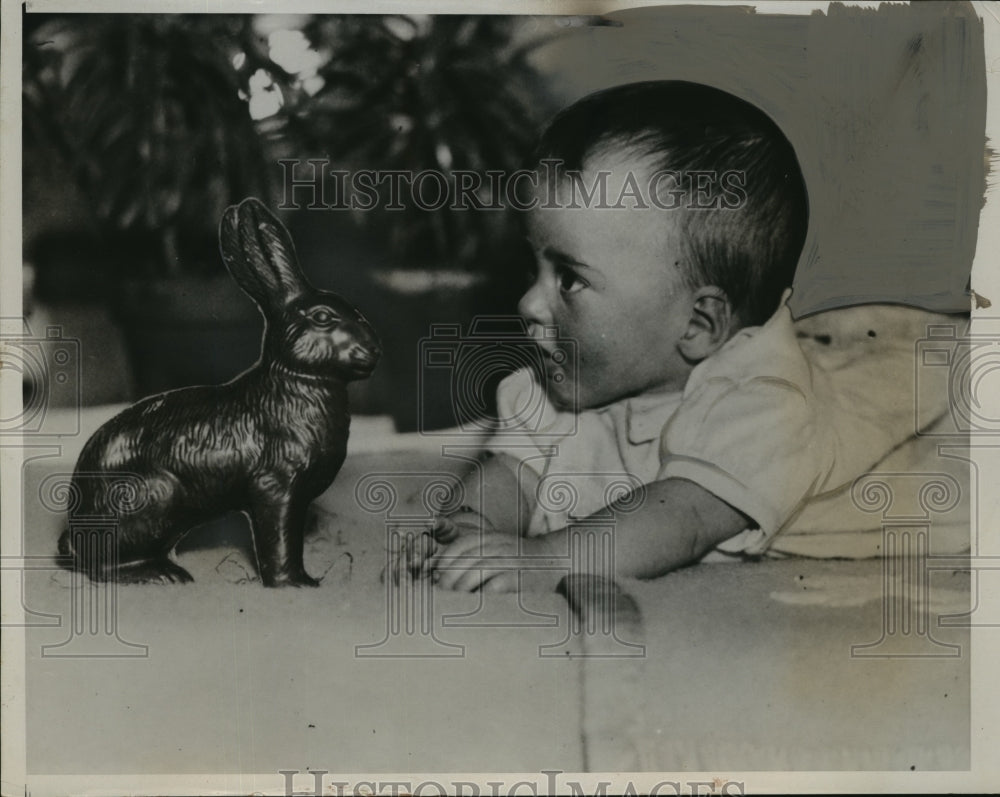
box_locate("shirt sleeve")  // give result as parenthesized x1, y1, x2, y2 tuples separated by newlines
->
(658, 375, 832, 553)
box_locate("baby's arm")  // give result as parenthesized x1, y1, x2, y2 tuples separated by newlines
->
(428, 477, 749, 592)
(580, 477, 748, 578)
(445, 450, 539, 537)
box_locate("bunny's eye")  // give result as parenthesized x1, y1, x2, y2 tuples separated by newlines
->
(308, 308, 339, 326)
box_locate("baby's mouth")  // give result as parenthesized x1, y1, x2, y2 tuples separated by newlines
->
(539, 348, 568, 386)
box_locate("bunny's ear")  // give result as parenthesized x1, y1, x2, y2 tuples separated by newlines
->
(219, 198, 311, 315)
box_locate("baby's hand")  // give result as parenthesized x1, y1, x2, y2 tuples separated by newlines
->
(428, 532, 561, 594)
(426, 510, 485, 544)
(386, 508, 492, 585)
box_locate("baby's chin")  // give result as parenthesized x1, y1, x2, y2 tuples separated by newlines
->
(540, 366, 620, 414)
(545, 379, 577, 412)
(542, 377, 582, 413)
(546, 378, 643, 414)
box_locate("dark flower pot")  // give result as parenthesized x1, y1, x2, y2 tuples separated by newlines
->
(370, 269, 501, 433)
(114, 276, 263, 399)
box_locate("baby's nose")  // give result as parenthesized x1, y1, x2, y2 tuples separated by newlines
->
(517, 282, 552, 327)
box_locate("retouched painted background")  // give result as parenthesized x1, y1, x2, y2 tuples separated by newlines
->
(532, 2, 986, 316)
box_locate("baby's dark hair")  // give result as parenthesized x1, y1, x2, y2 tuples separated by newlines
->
(533, 81, 809, 326)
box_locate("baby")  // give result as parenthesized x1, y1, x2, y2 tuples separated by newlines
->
(401, 80, 942, 592)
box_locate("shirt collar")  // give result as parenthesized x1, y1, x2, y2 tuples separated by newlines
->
(621, 390, 683, 444)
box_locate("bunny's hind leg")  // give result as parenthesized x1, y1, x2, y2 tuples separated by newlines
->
(113, 558, 194, 584)
(67, 472, 198, 584)
(109, 504, 197, 584)
(59, 521, 195, 584)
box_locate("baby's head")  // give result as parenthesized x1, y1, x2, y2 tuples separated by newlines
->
(519, 80, 808, 410)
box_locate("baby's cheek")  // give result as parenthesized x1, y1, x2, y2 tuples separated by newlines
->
(567, 365, 616, 411)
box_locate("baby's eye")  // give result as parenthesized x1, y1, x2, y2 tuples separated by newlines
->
(557, 266, 588, 294)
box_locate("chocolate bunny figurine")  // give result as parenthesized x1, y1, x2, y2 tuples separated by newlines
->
(59, 198, 380, 586)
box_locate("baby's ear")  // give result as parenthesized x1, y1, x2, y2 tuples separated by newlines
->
(677, 286, 735, 362)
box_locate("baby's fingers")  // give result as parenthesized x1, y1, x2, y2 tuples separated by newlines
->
(405, 532, 437, 572)
(451, 566, 522, 593)
(479, 571, 521, 593)
(431, 516, 463, 544)
(382, 532, 435, 585)
(383, 545, 405, 585)
(426, 534, 488, 576)
(397, 533, 439, 584)
(432, 540, 516, 592)
(431, 510, 493, 544)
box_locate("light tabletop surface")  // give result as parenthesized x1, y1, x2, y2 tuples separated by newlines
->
(17, 407, 970, 775)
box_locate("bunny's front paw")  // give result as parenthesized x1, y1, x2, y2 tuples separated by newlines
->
(263, 569, 321, 588)
(290, 571, 321, 588)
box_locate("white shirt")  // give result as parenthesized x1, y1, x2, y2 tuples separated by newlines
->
(488, 301, 968, 557)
